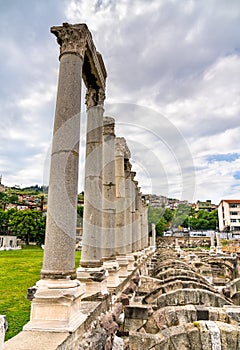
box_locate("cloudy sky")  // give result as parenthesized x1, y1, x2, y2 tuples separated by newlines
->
(1, 0, 240, 204)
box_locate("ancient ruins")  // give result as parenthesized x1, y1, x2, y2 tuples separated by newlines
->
(3, 23, 240, 350)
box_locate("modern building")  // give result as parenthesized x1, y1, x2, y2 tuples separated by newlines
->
(195, 200, 217, 212)
(218, 199, 240, 232)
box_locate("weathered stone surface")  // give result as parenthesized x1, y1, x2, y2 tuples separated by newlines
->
(169, 325, 191, 349)
(100, 314, 118, 336)
(217, 321, 239, 350)
(125, 306, 148, 320)
(117, 293, 130, 306)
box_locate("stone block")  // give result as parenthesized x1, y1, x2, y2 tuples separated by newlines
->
(125, 306, 148, 320)
(169, 325, 191, 349)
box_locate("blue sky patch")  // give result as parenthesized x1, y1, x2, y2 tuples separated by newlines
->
(233, 171, 240, 180)
(207, 153, 240, 163)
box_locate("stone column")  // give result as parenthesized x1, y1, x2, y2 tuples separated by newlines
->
(151, 223, 156, 251)
(142, 198, 149, 250)
(216, 232, 222, 254)
(79, 88, 104, 267)
(25, 23, 86, 332)
(102, 116, 116, 260)
(210, 231, 215, 254)
(175, 238, 181, 253)
(115, 137, 129, 277)
(101, 117, 121, 289)
(77, 88, 108, 295)
(115, 137, 127, 256)
(125, 160, 135, 270)
(131, 178, 138, 253)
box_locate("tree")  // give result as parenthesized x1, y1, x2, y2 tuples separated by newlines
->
(163, 208, 174, 222)
(9, 210, 46, 245)
(156, 217, 168, 236)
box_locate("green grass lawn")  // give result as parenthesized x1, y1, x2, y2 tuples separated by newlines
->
(0, 246, 81, 341)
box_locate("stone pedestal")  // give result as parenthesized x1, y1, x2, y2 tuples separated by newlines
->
(23, 279, 86, 332)
(0, 315, 5, 349)
(126, 253, 135, 271)
(103, 260, 121, 290)
(77, 267, 108, 297)
(116, 255, 130, 278)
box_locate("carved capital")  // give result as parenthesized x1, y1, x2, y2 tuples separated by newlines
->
(51, 23, 88, 60)
(85, 87, 106, 109)
(130, 171, 136, 180)
(97, 87, 106, 106)
(103, 117, 115, 136)
(85, 87, 97, 108)
(115, 137, 126, 157)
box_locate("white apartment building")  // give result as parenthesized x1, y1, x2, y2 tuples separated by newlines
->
(218, 199, 240, 232)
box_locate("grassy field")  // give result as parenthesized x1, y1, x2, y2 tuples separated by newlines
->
(0, 246, 81, 341)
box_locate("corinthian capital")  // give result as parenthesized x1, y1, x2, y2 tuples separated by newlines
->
(85, 87, 97, 108)
(51, 23, 88, 60)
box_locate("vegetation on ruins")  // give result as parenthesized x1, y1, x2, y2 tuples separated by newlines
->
(0, 246, 81, 341)
(148, 205, 219, 236)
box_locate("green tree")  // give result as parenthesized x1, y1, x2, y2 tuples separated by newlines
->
(163, 208, 174, 222)
(9, 210, 46, 245)
(156, 217, 168, 236)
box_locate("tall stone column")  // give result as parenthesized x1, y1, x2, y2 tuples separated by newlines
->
(79, 88, 104, 267)
(102, 117, 116, 260)
(143, 199, 149, 249)
(25, 23, 87, 332)
(115, 137, 130, 277)
(216, 232, 222, 254)
(125, 159, 135, 270)
(210, 231, 215, 254)
(101, 117, 121, 290)
(131, 177, 138, 252)
(115, 137, 127, 256)
(151, 223, 156, 251)
(77, 88, 108, 295)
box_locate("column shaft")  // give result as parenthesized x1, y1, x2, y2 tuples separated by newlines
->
(102, 117, 116, 260)
(81, 103, 104, 267)
(41, 53, 82, 279)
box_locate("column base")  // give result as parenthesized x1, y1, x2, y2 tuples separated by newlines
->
(216, 246, 223, 254)
(116, 255, 130, 278)
(23, 278, 86, 332)
(126, 254, 135, 271)
(103, 261, 121, 290)
(209, 246, 216, 254)
(77, 266, 108, 297)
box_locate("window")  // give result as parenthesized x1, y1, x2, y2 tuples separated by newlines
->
(231, 219, 237, 223)
(230, 211, 238, 215)
(229, 204, 240, 208)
